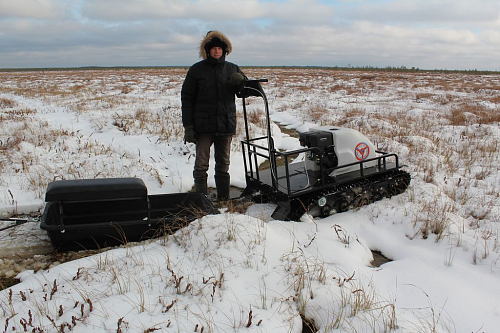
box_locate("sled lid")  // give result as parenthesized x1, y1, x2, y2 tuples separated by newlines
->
(45, 178, 148, 202)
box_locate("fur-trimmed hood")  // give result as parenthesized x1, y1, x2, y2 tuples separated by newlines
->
(199, 31, 232, 59)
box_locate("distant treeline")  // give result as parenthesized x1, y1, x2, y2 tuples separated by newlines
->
(247, 65, 500, 75)
(0, 66, 188, 72)
(1, 65, 499, 75)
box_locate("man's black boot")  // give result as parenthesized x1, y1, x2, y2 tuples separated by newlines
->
(194, 179, 208, 195)
(215, 176, 230, 201)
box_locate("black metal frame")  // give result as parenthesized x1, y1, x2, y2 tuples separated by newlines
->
(240, 80, 402, 202)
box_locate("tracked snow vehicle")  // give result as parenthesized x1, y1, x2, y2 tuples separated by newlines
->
(239, 79, 411, 221)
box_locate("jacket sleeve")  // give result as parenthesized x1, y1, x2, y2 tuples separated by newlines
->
(237, 66, 246, 82)
(181, 69, 197, 127)
(233, 65, 247, 96)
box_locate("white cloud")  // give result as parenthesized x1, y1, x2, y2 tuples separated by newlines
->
(0, 0, 498, 70)
(265, 0, 335, 25)
(79, 0, 335, 26)
(347, 0, 500, 24)
(480, 30, 500, 48)
(0, 0, 65, 19)
(80, 0, 266, 21)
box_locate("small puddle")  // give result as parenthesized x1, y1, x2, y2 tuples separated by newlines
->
(302, 315, 318, 333)
(0, 277, 20, 290)
(370, 250, 392, 267)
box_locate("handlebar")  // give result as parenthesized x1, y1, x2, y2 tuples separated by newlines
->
(238, 78, 268, 99)
(245, 78, 268, 83)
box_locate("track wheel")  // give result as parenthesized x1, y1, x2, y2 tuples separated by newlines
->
(338, 199, 350, 213)
(288, 204, 306, 221)
(354, 192, 371, 208)
(321, 204, 333, 217)
(391, 178, 408, 195)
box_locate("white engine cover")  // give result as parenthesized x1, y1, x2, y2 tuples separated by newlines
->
(310, 126, 377, 176)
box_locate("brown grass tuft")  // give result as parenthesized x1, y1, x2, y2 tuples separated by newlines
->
(0, 97, 16, 108)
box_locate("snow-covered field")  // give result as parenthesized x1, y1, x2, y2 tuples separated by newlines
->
(0, 68, 499, 332)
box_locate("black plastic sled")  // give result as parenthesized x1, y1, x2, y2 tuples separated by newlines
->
(40, 178, 218, 250)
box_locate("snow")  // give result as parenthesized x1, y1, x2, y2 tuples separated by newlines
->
(1, 68, 499, 332)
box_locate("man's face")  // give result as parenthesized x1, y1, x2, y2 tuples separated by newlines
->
(209, 46, 223, 59)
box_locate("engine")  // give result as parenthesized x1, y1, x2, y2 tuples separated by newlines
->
(299, 130, 338, 171)
(299, 126, 377, 176)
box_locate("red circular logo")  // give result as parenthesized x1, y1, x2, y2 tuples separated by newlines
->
(355, 142, 370, 161)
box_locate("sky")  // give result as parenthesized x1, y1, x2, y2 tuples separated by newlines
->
(1, 0, 500, 70)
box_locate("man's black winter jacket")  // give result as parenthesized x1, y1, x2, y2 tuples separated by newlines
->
(181, 57, 243, 135)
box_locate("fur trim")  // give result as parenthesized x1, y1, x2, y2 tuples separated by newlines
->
(199, 31, 232, 59)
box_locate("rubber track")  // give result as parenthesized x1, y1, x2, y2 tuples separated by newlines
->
(289, 169, 411, 220)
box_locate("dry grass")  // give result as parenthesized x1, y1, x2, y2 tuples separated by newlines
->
(449, 103, 500, 126)
(1, 67, 499, 251)
(1, 66, 499, 331)
(307, 103, 329, 123)
(0, 98, 16, 108)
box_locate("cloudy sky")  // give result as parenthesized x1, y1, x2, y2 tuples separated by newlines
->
(1, 0, 499, 70)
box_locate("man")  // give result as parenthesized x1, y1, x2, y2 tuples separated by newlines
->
(181, 31, 245, 200)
